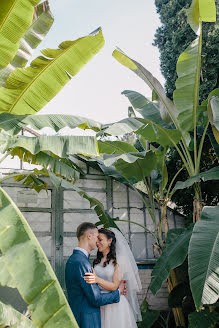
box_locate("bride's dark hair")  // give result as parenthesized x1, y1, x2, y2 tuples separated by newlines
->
(93, 228, 117, 267)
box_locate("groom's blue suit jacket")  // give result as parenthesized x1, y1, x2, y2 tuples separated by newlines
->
(65, 249, 120, 328)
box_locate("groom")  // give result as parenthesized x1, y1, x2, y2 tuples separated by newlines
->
(65, 222, 126, 328)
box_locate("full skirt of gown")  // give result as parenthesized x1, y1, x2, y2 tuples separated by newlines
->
(100, 294, 137, 328)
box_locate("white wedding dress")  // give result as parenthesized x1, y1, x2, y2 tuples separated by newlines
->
(95, 261, 138, 328)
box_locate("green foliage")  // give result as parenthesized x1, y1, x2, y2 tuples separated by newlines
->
(0, 300, 36, 328)
(0, 187, 79, 327)
(168, 282, 192, 308)
(188, 308, 219, 328)
(149, 226, 193, 295)
(153, 0, 219, 101)
(0, 0, 41, 69)
(103, 150, 157, 182)
(0, 28, 104, 115)
(137, 299, 160, 328)
(0, 113, 102, 135)
(188, 205, 219, 308)
(0, 134, 99, 158)
(11, 148, 81, 182)
(173, 166, 219, 191)
(0, 1, 54, 87)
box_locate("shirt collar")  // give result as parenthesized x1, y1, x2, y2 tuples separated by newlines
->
(75, 247, 89, 258)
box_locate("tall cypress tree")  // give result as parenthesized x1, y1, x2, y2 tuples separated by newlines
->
(153, 0, 219, 101)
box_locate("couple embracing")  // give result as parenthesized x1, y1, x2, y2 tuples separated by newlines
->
(65, 222, 142, 328)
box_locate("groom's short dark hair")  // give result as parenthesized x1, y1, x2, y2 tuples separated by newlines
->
(76, 222, 97, 240)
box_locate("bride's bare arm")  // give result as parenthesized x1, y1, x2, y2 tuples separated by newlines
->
(84, 265, 120, 291)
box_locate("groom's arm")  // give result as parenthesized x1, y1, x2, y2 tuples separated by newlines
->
(78, 262, 120, 307)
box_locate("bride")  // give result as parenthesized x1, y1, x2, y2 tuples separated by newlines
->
(84, 228, 142, 328)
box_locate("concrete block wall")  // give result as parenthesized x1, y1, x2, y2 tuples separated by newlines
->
(137, 268, 169, 310)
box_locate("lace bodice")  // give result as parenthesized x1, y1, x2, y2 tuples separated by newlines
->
(94, 261, 115, 293)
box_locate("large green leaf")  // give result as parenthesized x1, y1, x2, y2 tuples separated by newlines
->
(122, 90, 170, 128)
(103, 150, 157, 182)
(10, 147, 81, 181)
(187, 0, 216, 34)
(0, 0, 41, 69)
(99, 140, 138, 154)
(0, 113, 102, 135)
(188, 308, 219, 328)
(112, 49, 177, 125)
(149, 227, 193, 295)
(188, 205, 219, 308)
(0, 134, 99, 157)
(0, 27, 104, 115)
(12, 169, 48, 193)
(86, 157, 137, 185)
(208, 96, 219, 143)
(0, 1, 54, 87)
(103, 118, 143, 136)
(137, 299, 160, 328)
(173, 36, 202, 132)
(136, 119, 182, 147)
(103, 117, 181, 148)
(0, 256, 15, 288)
(0, 187, 79, 327)
(0, 300, 36, 328)
(173, 166, 219, 192)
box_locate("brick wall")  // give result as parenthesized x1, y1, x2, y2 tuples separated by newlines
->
(137, 268, 169, 310)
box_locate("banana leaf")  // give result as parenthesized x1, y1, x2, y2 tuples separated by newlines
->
(137, 299, 160, 328)
(173, 166, 219, 192)
(99, 140, 138, 154)
(173, 36, 202, 132)
(0, 1, 54, 87)
(122, 90, 170, 128)
(188, 205, 219, 308)
(13, 170, 48, 193)
(103, 117, 181, 147)
(0, 187, 79, 327)
(0, 113, 102, 136)
(0, 300, 36, 328)
(187, 0, 216, 34)
(112, 49, 177, 125)
(103, 150, 157, 182)
(149, 226, 193, 295)
(0, 134, 99, 157)
(104, 117, 143, 136)
(0, 0, 41, 69)
(11, 147, 81, 181)
(208, 96, 219, 143)
(188, 308, 219, 328)
(0, 27, 104, 115)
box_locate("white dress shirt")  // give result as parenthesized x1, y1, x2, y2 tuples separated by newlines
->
(75, 247, 89, 258)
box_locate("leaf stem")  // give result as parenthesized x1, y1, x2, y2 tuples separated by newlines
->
(194, 24, 203, 173)
(196, 121, 209, 173)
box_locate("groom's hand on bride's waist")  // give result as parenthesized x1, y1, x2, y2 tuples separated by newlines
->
(119, 280, 127, 296)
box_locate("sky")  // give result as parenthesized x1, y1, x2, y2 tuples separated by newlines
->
(1, 0, 165, 169)
(38, 0, 164, 126)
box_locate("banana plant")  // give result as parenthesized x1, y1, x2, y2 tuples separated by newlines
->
(111, 0, 218, 223)
(0, 1, 105, 325)
(0, 186, 79, 328)
(0, 1, 54, 87)
(90, 0, 218, 320)
(0, 300, 36, 327)
(0, 0, 41, 69)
